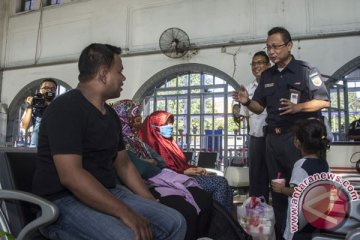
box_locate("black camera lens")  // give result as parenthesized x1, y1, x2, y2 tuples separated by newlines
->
(44, 91, 55, 101)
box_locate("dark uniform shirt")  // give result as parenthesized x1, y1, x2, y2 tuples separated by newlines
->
(253, 57, 329, 128)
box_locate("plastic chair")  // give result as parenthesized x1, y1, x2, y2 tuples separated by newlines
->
(0, 190, 58, 240)
(224, 166, 249, 199)
(182, 151, 195, 164)
(0, 148, 59, 240)
(197, 152, 219, 169)
(197, 152, 223, 176)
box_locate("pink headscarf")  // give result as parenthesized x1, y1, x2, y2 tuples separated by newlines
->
(137, 111, 194, 174)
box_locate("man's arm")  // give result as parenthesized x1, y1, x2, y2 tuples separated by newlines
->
(232, 86, 265, 114)
(279, 99, 330, 115)
(53, 153, 153, 240)
(114, 150, 155, 201)
(245, 100, 264, 115)
(21, 109, 32, 130)
(21, 96, 34, 130)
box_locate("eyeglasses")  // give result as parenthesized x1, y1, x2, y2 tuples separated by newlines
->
(250, 61, 268, 66)
(41, 86, 57, 91)
(264, 41, 289, 51)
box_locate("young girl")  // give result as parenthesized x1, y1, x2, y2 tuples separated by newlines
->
(271, 118, 330, 240)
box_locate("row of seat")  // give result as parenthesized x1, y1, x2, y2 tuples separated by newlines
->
(0, 148, 58, 240)
(183, 151, 250, 196)
(0, 148, 250, 240)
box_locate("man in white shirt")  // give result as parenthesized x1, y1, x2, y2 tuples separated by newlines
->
(232, 51, 271, 202)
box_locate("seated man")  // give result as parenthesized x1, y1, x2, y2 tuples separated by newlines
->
(32, 43, 186, 240)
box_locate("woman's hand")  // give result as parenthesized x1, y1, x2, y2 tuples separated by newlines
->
(195, 167, 207, 176)
(184, 167, 207, 176)
(147, 159, 158, 165)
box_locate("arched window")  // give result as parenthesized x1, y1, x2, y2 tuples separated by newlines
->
(326, 56, 360, 141)
(133, 63, 246, 169)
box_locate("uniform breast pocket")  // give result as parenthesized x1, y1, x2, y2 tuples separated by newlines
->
(288, 82, 305, 104)
(262, 85, 278, 108)
(263, 85, 277, 99)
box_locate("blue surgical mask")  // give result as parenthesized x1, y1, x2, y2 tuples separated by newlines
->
(159, 125, 174, 138)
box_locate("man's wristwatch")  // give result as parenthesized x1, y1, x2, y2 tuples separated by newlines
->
(242, 98, 251, 106)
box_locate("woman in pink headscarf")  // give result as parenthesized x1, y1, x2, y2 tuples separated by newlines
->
(138, 110, 233, 213)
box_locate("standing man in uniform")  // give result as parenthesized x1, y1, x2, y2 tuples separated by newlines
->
(32, 43, 186, 240)
(236, 27, 330, 239)
(232, 51, 271, 202)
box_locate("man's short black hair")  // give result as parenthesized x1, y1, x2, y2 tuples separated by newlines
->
(78, 43, 122, 82)
(253, 51, 270, 63)
(268, 26, 292, 44)
(40, 78, 57, 88)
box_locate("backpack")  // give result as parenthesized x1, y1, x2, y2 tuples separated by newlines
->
(208, 202, 252, 240)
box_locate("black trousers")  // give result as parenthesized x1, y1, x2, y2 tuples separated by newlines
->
(266, 132, 301, 240)
(248, 135, 269, 202)
(151, 186, 212, 240)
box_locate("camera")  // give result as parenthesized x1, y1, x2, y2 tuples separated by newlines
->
(31, 91, 55, 109)
(32, 92, 46, 109)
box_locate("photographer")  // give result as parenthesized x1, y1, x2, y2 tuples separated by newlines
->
(21, 78, 57, 147)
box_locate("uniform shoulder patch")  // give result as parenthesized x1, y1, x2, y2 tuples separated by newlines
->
(310, 74, 322, 87)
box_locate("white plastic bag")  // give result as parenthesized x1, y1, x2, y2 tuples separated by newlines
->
(237, 196, 275, 240)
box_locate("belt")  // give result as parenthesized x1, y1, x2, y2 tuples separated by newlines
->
(266, 126, 292, 135)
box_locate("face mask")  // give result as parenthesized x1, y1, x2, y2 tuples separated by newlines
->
(159, 125, 174, 138)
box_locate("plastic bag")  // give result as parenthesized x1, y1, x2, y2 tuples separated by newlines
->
(237, 196, 275, 240)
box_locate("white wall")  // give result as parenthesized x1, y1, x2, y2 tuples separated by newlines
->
(0, 0, 7, 70)
(327, 144, 360, 169)
(1, 0, 360, 105)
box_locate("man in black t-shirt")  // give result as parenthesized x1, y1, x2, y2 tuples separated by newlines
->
(32, 43, 186, 240)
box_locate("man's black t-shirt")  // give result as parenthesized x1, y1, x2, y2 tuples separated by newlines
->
(32, 89, 125, 200)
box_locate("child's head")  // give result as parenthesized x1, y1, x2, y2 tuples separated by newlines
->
(293, 118, 330, 158)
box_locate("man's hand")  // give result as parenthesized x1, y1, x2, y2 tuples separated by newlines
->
(119, 208, 153, 240)
(231, 86, 250, 104)
(279, 98, 301, 115)
(25, 96, 33, 107)
(231, 91, 240, 102)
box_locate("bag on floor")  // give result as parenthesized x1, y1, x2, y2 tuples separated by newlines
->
(208, 201, 251, 240)
(237, 196, 275, 240)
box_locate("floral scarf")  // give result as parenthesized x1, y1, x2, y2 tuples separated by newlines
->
(112, 99, 152, 159)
